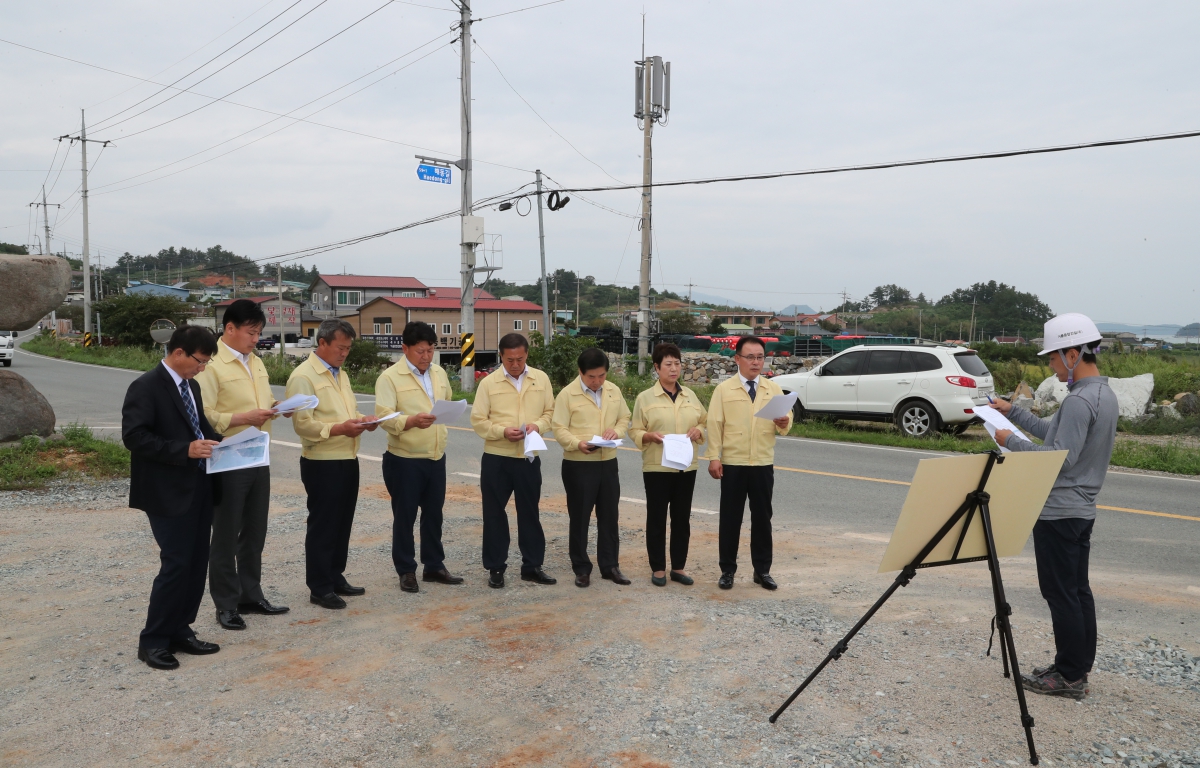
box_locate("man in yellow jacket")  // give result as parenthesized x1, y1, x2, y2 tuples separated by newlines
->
(704, 336, 792, 591)
(285, 319, 378, 610)
(375, 321, 464, 594)
(196, 299, 288, 631)
(551, 347, 632, 588)
(470, 333, 558, 589)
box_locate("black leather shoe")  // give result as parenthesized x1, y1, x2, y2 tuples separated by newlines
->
(399, 573, 419, 593)
(310, 592, 347, 610)
(170, 636, 220, 655)
(602, 568, 631, 586)
(217, 609, 246, 630)
(521, 568, 557, 585)
(670, 571, 694, 585)
(334, 583, 366, 596)
(137, 647, 180, 670)
(423, 568, 465, 585)
(574, 573, 590, 588)
(238, 599, 290, 615)
(488, 570, 505, 589)
(718, 572, 735, 590)
(753, 572, 778, 590)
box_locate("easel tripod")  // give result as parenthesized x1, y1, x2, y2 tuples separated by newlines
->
(769, 451, 1040, 766)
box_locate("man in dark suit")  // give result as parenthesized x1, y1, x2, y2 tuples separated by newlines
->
(122, 325, 223, 670)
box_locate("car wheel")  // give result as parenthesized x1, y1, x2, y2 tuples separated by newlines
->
(792, 399, 807, 422)
(895, 401, 939, 437)
(2, 360, 9, 367)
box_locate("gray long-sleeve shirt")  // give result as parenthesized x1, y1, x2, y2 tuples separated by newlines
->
(1005, 376, 1119, 520)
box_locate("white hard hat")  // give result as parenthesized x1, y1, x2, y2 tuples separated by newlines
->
(1038, 312, 1102, 356)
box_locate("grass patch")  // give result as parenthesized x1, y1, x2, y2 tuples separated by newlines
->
(788, 419, 996, 454)
(1110, 440, 1200, 475)
(22, 333, 162, 371)
(1119, 414, 1200, 437)
(1098, 354, 1200, 401)
(0, 422, 130, 491)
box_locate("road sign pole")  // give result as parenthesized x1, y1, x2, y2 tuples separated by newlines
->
(536, 169, 550, 340)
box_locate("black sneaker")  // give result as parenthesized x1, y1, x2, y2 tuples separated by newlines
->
(1021, 669, 1089, 700)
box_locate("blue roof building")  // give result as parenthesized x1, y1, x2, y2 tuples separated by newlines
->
(126, 281, 190, 300)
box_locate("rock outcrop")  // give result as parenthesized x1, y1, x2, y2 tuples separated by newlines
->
(0, 254, 72, 330)
(0, 370, 55, 442)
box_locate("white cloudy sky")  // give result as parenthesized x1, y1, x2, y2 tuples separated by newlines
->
(2, 1, 1198, 324)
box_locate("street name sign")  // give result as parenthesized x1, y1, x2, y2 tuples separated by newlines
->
(416, 163, 452, 184)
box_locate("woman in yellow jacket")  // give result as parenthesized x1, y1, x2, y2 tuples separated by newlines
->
(628, 343, 707, 587)
(551, 347, 632, 588)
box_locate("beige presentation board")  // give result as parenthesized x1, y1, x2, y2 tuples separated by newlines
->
(878, 451, 1068, 573)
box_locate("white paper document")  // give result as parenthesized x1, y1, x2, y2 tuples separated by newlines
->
(753, 391, 799, 421)
(973, 405, 1031, 453)
(660, 434, 694, 471)
(587, 435, 625, 449)
(272, 393, 319, 414)
(362, 412, 402, 426)
(207, 427, 270, 474)
(523, 430, 548, 461)
(429, 398, 470, 423)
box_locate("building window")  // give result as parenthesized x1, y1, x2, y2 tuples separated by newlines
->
(457, 323, 463, 333)
(372, 323, 380, 334)
(384, 323, 392, 334)
(400, 291, 417, 298)
(442, 323, 452, 334)
(513, 320, 523, 331)
(529, 319, 537, 331)
(336, 290, 360, 306)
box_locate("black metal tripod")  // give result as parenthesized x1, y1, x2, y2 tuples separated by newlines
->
(769, 451, 1040, 766)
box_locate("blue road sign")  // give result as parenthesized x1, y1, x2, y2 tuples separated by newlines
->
(416, 163, 452, 184)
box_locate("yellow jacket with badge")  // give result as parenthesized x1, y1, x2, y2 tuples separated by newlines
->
(195, 339, 277, 437)
(470, 366, 556, 459)
(702, 375, 792, 466)
(285, 352, 365, 460)
(629, 382, 708, 473)
(551, 376, 631, 462)
(375, 360, 454, 460)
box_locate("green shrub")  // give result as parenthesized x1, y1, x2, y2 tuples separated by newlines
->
(527, 331, 597, 387)
(1099, 354, 1200, 401)
(344, 339, 392, 377)
(92, 294, 193, 347)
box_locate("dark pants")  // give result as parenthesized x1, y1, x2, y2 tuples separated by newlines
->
(643, 471, 695, 572)
(1033, 517, 1097, 681)
(561, 459, 621, 576)
(208, 465, 270, 611)
(383, 452, 447, 576)
(718, 464, 774, 575)
(141, 470, 213, 649)
(480, 453, 545, 573)
(300, 457, 359, 596)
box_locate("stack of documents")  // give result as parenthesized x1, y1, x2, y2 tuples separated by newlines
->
(660, 434, 693, 471)
(207, 427, 270, 474)
(429, 399, 470, 423)
(523, 430, 548, 461)
(753, 392, 799, 420)
(362, 412, 401, 426)
(273, 393, 319, 414)
(972, 405, 1031, 453)
(587, 435, 625, 449)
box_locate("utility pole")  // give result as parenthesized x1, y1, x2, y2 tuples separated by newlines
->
(57, 111, 111, 337)
(535, 169, 550, 340)
(634, 40, 671, 374)
(576, 278, 581, 329)
(278, 263, 286, 361)
(29, 187, 60, 256)
(456, 1, 482, 392)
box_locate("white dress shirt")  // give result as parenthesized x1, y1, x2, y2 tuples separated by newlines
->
(739, 373, 761, 398)
(582, 380, 603, 408)
(504, 366, 528, 393)
(161, 361, 201, 432)
(230, 346, 253, 376)
(407, 358, 435, 402)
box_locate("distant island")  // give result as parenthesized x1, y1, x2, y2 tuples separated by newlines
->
(1180, 323, 1200, 337)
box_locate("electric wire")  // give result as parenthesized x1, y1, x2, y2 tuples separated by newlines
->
(473, 38, 628, 185)
(476, 0, 568, 21)
(541, 172, 638, 218)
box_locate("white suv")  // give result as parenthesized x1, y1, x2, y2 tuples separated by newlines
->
(0, 331, 15, 367)
(772, 344, 995, 437)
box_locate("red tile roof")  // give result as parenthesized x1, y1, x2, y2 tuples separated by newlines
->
(369, 296, 543, 312)
(316, 274, 427, 290)
(214, 295, 301, 307)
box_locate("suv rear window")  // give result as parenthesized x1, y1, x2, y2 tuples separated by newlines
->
(903, 350, 943, 372)
(954, 352, 990, 377)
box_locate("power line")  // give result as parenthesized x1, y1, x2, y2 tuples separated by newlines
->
(493, 127, 1200, 200)
(541, 172, 638, 218)
(473, 38, 627, 185)
(477, 0, 568, 21)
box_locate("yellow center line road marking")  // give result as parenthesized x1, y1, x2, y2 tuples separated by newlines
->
(271, 440, 382, 462)
(775, 465, 913, 486)
(1095, 505, 1200, 523)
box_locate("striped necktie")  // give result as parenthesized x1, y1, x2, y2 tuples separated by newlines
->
(179, 380, 203, 440)
(747, 380, 757, 402)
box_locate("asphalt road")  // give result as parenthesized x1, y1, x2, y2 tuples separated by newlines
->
(13, 337, 1199, 591)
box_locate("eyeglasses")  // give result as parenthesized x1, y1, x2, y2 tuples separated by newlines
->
(737, 354, 765, 362)
(189, 354, 211, 367)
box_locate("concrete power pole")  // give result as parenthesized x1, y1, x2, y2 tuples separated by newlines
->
(29, 187, 60, 256)
(536, 169, 550, 340)
(57, 111, 111, 336)
(457, 1, 482, 392)
(278, 263, 286, 361)
(634, 53, 670, 374)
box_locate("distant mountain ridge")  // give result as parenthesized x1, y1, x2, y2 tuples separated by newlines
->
(1097, 322, 1184, 335)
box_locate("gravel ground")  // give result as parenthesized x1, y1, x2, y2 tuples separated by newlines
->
(2, 478, 1198, 767)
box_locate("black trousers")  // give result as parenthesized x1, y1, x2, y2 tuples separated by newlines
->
(718, 464, 774, 575)
(141, 469, 213, 649)
(208, 465, 271, 611)
(480, 453, 545, 573)
(1033, 517, 1097, 681)
(383, 452, 447, 576)
(643, 471, 695, 572)
(300, 457, 359, 596)
(561, 459, 621, 576)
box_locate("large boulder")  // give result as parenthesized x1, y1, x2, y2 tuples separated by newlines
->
(1034, 376, 1069, 410)
(1175, 392, 1199, 417)
(0, 254, 72, 330)
(0, 370, 56, 442)
(1108, 373, 1155, 419)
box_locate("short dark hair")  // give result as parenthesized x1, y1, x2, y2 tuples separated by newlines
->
(577, 347, 609, 373)
(402, 321, 438, 348)
(316, 319, 355, 345)
(498, 332, 529, 353)
(652, 343, 682, 367)
(222, 299, 266, 331)
(1064, 343, 1099, 365)
(734, 336, 765, 355)
(167, 325, 218, 356)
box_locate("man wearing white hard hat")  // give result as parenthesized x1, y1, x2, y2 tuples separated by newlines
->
(989, 312, 1118, 700)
